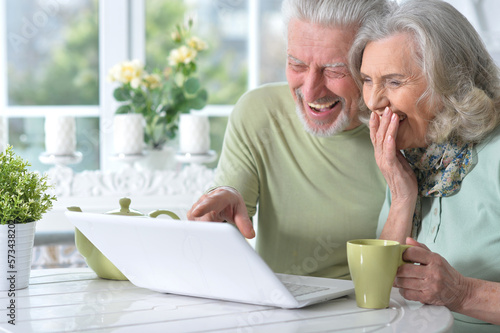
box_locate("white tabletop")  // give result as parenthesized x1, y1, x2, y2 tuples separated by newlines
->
(0, 268, 454, 333)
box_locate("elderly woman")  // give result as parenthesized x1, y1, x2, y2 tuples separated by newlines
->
(349, 0, 500, 329)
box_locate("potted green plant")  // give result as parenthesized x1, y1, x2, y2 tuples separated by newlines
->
(0, 146, 57, 291)
(107, 18, 209, 163)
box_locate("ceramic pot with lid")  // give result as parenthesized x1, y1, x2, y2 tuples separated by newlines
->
(68, 197, 180, 280)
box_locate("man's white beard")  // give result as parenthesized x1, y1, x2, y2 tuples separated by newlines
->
(294, 93, 351, 137)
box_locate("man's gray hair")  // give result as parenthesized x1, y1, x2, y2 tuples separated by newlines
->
(282, 0, 391, 32)
(350, 0, 500, 144)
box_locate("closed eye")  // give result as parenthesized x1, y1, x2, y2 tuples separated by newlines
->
(325, 69, 348, 80)
(387, 79, 402, 87)
(287, 55, 307, 73)
(289, 63, 307, 72)
(361, 75, 372, 85)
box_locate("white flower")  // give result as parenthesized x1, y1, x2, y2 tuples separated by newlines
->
(130, 77, 142, 89)
(187, 36, 208, 51)
(168, 46, 197, 66)
(142, 73, 162, 89)
(107, 59, 144, 85)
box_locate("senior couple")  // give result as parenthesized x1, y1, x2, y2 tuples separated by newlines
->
(187, 0, 500, 329)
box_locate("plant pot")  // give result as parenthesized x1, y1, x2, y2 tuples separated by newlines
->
(0, 222, 36, 290)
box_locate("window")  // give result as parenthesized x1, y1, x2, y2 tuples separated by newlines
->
(415, 0, 500, 64)
(4, 0, 99, 172)
(450, 0, 500, 64)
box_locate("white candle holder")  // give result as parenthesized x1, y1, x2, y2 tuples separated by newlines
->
(176, 113, 217, 165)
(113, 114, 145, 156)
(44, 116, 76, 155)
(39, 151, 83, 166)
(40, 116, 82, 167)
(179, 113, 210, 154)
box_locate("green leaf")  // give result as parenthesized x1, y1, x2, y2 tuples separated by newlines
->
(197, 88, 208, 102)
(187, 98, 204, 110)
(132, 91, 146, 104)
(156, 117, 167, 125)
(175, 100, 190, 113)
(184, 77, 200, 94)
(0, 146, 56, 224)
(182, 62, 197, 77)
(113, 87, 131, 101)
(170, 86, 185, 106)
(115, 105, 132, 114)
(187, 89, 208, 110)
(134, 104, 148, 116)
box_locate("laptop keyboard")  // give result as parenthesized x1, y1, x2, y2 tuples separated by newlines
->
(282, 282, 329, 297)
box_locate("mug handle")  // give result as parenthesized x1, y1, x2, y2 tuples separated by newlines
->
(149, 210, 181, 220)
(398, 244, 413, 266)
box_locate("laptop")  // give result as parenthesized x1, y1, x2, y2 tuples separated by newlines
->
(65, 211, 354, 308)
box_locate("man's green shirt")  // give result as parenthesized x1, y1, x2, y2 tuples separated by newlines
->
(215, 83, 386, 278)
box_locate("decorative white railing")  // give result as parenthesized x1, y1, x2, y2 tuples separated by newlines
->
(37, 164, 216, 234)
(46, 163, 216, 198)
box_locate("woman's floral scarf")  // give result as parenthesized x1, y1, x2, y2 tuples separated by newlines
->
(403, 139, 475, 238)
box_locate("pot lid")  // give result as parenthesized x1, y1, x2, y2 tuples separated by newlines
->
(106, 197, 144, 216)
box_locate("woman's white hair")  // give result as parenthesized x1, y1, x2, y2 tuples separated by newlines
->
(350, 0, 500, 144)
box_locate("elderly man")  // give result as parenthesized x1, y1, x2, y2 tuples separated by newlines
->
(188, 0, 388, 279)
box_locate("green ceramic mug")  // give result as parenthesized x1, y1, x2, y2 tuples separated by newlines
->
(347, 239, 412, 309)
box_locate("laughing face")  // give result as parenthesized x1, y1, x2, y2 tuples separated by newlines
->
(286, 19, 361, 137)
(360, 33, 436, 149)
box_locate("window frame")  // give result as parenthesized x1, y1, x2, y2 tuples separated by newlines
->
(100, 0, 142, 171)
(0, 0, 7, 150)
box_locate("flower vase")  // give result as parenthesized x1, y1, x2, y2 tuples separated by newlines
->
(135, 135, 179, 171)
(0, 222, 37, 290)
(179, 114, 210, 154)
(140, 146, 177, 170)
